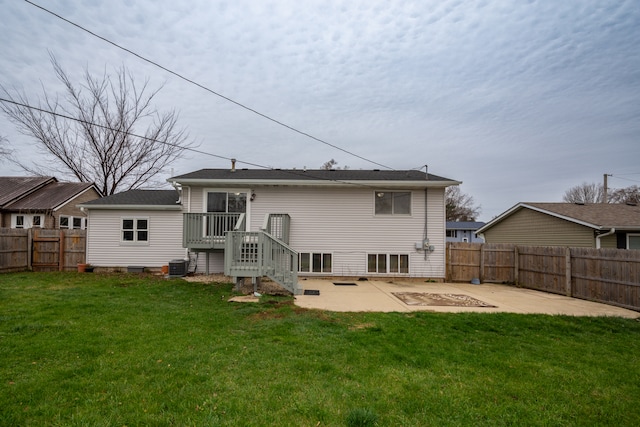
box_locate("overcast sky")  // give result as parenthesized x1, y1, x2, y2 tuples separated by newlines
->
(1, 0, 639, 220)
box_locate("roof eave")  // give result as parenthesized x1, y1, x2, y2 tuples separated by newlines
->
(476, 203, 613, 234)
(78, 204, 182, 211)
(169, 178, 461, 188)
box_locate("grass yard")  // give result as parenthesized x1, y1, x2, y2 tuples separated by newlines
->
(1, 272, 639, 426)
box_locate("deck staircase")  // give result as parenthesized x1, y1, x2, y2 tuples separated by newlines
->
(225, 213, 300, 294)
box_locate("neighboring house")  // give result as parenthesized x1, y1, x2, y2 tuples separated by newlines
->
(0, 176, 100, 229)
(446, 221, 485, 243)
(80, 167, 460, 293)
(476, 202, 640, 249)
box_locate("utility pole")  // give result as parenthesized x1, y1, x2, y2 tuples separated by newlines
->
(603, 173, 611, 203)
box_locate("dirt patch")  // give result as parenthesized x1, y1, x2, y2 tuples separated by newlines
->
(182, 275, 291, 296)
(392, 292, 496, 307)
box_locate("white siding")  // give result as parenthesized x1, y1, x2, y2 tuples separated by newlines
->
(86, 209, 185, 267)
(255, 187, 445, 277)
(194, 251, 225, 274)
(187, 185, 447, 278)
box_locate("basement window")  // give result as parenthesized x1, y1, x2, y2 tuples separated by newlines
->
(299, 252, 332, 273)
(368, 253, 409, 274)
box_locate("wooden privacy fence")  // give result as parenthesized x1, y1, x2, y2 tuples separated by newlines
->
(0, 228, 86, 273)
(447, 242, 640, 311)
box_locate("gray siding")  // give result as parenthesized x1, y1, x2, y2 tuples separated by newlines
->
(482, 209, 595, 247)
(86, 209, 185, 267)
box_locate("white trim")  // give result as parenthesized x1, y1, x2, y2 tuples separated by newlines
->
(59, 215, 86, 230)
(367, 253, 410, 275)
(11, 213, 44, 229)
(202, 188, 251, 228)
(173, 178, 459, 188)
(79, 204, 182, 211)
(53, 185, 100, 211)
(120, 216, 150, 245)
(298, 251, 333, 274)
(476, 203, 602, 234)
(627, 233, 640, 250)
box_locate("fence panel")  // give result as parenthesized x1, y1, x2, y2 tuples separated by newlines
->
(482, 243, 516, 283)
(571, 247, 640, 311)
(517, 246, 568, 295)
(446, 242, 640, 311)
(0, 229, 29, 273)
(0, 228, 86, 272)
(447, 242, 481, 282)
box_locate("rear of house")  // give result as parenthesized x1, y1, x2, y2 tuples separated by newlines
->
(81, 168, 460, 291)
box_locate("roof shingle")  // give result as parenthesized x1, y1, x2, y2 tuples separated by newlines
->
(81, 189, 180, 206)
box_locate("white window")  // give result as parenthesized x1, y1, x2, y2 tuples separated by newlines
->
(299, 252, 332, 273)
(628, 234, 640, 250)
(374, 191, 411, 215)
(122, 218, 149, 243)
(446, 230, 457, 238)
(59, 215, 86, 230)
(368, 253, 409, 274)
(11, 214, 44, 229)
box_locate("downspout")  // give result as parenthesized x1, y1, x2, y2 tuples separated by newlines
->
(423, 187, 428, 260)
(595, 228, 615, 249)
(170, 181, 182, 204)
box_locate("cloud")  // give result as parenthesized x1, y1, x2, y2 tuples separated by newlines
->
(0, 0, 639, 219)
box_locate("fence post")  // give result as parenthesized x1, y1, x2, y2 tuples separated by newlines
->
(446, 242, 451, 282)
(564, 247, 572, 296)
(514, 246, 519, 285)
(479, 244, 485, 283)
(59, 230, 65, 271)
(27, 228, 33, 271)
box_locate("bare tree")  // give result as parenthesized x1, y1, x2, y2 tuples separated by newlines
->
(0, 135, 12, 160)
(562, 182, 604, 203)
(321, 159, 349, 170)
(1, 55, 195, 195)
(609, 185, 640, 205)
(446, 186, 480, 221)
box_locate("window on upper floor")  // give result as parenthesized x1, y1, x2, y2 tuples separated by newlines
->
(374, 191, 411, 215)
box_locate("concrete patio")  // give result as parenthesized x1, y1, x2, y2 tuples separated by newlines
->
(293, 279, 639, 318)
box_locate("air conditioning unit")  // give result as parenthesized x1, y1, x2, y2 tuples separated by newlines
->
(169, 259, 188, 277)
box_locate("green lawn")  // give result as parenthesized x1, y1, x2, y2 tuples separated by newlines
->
(1, 272, 639, 426)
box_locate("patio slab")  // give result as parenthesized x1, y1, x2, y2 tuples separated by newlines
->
(293, 279, 639, 318)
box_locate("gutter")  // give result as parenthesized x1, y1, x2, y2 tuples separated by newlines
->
(170, 178, 461, 188)
(595, 228, 615, 249)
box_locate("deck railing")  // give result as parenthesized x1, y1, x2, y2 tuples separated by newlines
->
(183, 212, 244, 249)
(261, 213, 291, 244)
(224, 230, 300, 294)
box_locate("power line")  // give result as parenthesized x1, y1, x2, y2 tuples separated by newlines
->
(0, 97, 416, 191)
(23, 0, 393, 171)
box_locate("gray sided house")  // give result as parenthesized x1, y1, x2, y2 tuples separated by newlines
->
(0, 176, 100, 229)
(446, 221, 486, 243)
(80, 168, 460, 293)
(476, 202, 640, 249)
